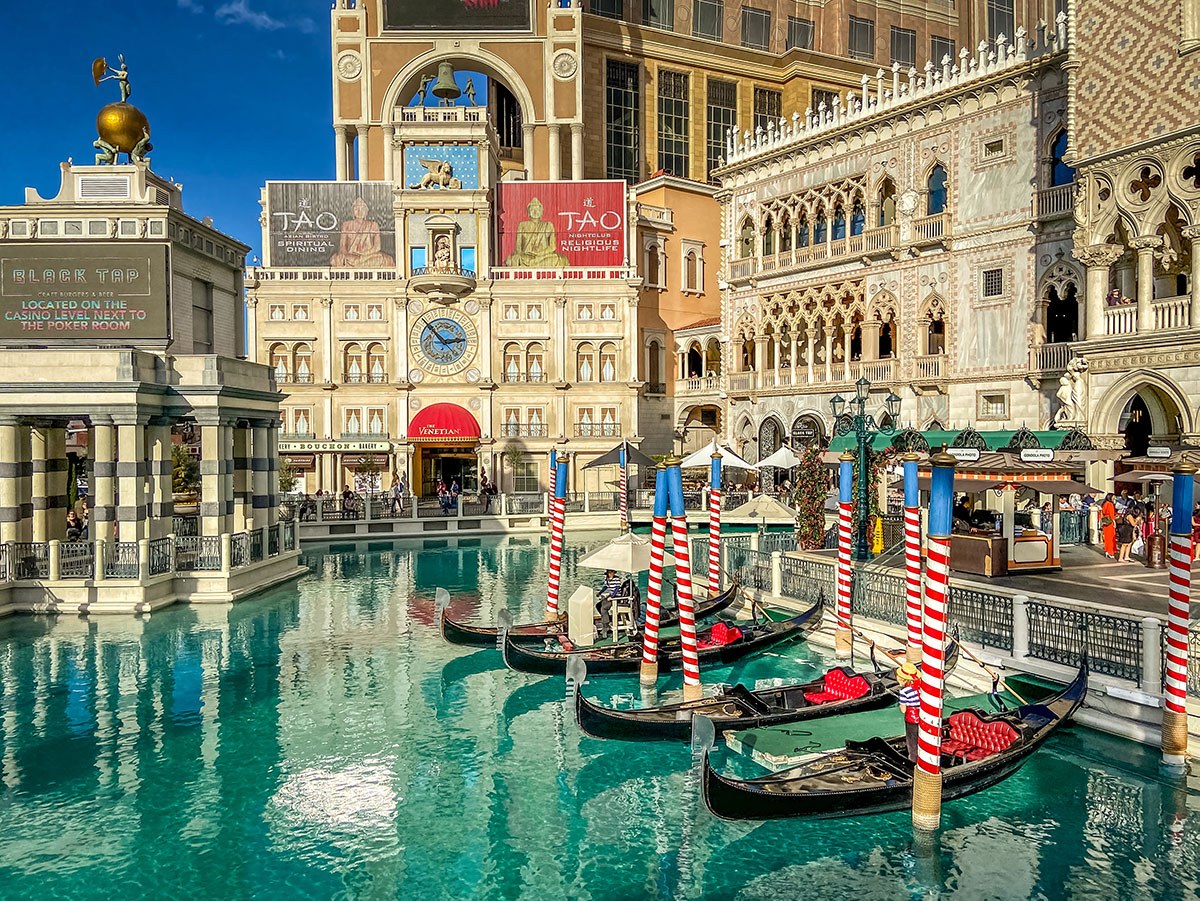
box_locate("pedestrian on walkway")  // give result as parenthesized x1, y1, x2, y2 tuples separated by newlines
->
(1117, 507, 1137, 562)
(1100, 493, 1117, 558)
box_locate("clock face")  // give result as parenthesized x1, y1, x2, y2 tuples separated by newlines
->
(409, 308, 478, 376)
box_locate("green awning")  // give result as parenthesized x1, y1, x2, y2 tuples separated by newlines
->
(826, 428, 1069, 454)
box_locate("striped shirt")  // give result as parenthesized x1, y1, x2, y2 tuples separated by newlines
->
(897, 683, 920, 724)
(599, 575, 623, 599)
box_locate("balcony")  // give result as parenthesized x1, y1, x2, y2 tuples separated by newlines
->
(914, 354, 946, 380)
(281, 432, 315, 441)
(574, 423, 621, 438)
(1153, 295, 1191, 331)
(276, 373, 314, 384)
(340, 432, 388, 440)
(635, 203, 673, 229)
(1104, 304, 1138, 336)
(397, 106, 486, 124)
(499, 423, 548, 438)
(912, 213, 949, 242)
(1030, 343, 1071, 374)
(679, 375, 719, 394)
(1036, 183, 1074, 220)
(863, 225, 896, 252)
(408, 266, 477, 303)
(342, 371, 388, 384)
(501, 371, 548, 384)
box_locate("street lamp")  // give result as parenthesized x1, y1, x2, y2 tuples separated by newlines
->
(831, 378, 898, 561)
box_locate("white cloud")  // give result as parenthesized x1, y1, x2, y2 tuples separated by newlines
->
(215, 0, 284, 30)
(177, 0, 204, 12)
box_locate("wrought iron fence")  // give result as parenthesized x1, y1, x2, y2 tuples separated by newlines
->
(506, 494, 545, 515)
(267, 524, 280, 557)
(589, 491, 619, 512)
(105, 542, 139, 579)
(947, 586, 1014, 652)
(230, 532, 249, 568)
(779, 555, 835, 607)
(172, 515, 199, 536)
(724, 544, 772, 592)
(1027, 601, 1142, 682)
(249, 529, 264, 563)
(176, 535, 222, 571)
(851, 568, 907, 627)
(148, 537, 172, 576)
(723, 491, 749, 510)
(759, 532, 798, 554)
(60, 541, 95, 579)
(564, 492, 586, 514)
(1059, 511, 1089, 545)
(629, 489, 655, 510)
(689, 537, 710, 580)
(0, 543, 7, 581)
(11, 543, 49, 580)
(682, 491, 705, 511)
(1162, 626, 1200, 698)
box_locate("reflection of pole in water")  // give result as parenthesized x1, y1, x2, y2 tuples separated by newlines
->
(910, 825, 942, 894)
(678, 715, 715, 896)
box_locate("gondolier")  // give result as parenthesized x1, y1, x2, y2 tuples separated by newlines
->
(897, 663, 921, 763)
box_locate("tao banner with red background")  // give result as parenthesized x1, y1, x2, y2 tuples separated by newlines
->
(498, 181, 626, 268)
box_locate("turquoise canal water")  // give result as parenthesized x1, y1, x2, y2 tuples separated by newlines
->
(0, 532, 1196, 900)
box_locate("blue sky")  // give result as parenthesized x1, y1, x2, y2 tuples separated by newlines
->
(0, 1, 334, 260)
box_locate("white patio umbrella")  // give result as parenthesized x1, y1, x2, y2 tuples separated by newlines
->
(724, 494, 798, 521)
(757, 445, 806, 469)
(677, 439, 760, 471)
(577, 531, 678, 573)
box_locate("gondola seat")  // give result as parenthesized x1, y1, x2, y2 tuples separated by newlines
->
(698, 622, 743, 648)
(940, 711, 1020, 761)
(802, 668, 871, 704)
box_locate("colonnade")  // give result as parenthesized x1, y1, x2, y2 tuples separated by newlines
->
(0, 415, 280, 545)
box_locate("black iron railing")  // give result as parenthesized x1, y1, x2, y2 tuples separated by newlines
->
(1027, 601, 1141, 682)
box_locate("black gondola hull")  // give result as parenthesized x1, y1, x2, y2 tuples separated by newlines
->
(702, 663, 1087, 821)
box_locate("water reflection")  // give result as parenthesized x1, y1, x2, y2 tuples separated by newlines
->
(0, 536, 1193, 899)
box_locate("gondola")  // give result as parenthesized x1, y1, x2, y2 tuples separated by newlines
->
(501, 591, 823, 676)
(575, 639, 961, 742)
(440, 579, 739, 646)
(701, 660, 1087, 821)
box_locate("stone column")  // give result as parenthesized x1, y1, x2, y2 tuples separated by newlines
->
(393, 297, 408, 384)
(1183, 226, 1200, 328)
(199, 416, 232, 537)
(251, 420, 271, 529)
(382, 125, 395, 182)
(232, 425, 251, 531)
(824, 331, 833, 382)
(1132, 235, 1163, 332)
(1073, 243, 1123, 340)
(320, 298, 334, 383)
(807, 333, 815, 383)
(570, 123, 584, 181)
(266, 421, 280, 527)
(356, 125, 370, 181)
(334, 125, 349, 181)
(860, 321, 881, 362)
(245, 297, 259, 363)
(0, 418, 25, 543)
(91, 416, 116, 544)
(548, 124, 562, 181)
(116, 417, 148, 542)
(522, 123, 536, 179)
(30, 427, 49, 542)
(478, 297, 494, 383)
(147, 419, 173, 539)
(33, 426, 68, 542)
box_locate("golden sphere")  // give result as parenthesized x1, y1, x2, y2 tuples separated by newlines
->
(96, 102, 150, 154)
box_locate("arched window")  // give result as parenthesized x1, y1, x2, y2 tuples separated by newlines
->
(1046, 284, 1079, 343)
(850, 200, 866, 236)
(686, 342, 703, 377)
(832, 205, 846, 241)
(878, 178, 897, 227)
(705, 338, 722, 375)
(600, 343, 618, 382)
(927, 164, 948, 215)
(527, 343, 545, 382)
(814, 211, 827, 244)
(927, 318, 945, 355)
(293, 408, 310, 436)
(648, 340, 662, 386)
(738, 218, 755, 258)
(742, 338, 756, 370)
(343, 342, 364, 383)
(1050, 131, 1075, 187)
(269, 343, 289, 381)
(503, 342, 522, 382)
(762, 215, 775, 256)
(366, 342, 386, 383)
(685, 251, 698, 291)
(293, 343, 312, 383)
(878, 316, 894, 358)
(577, 342, 596, 382)
(797, 213, 810, 247)
(647, 244, 661, 286)
(779, 214, 792, 251)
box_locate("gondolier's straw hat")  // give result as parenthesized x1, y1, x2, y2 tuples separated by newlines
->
(896, 662, 918, 683)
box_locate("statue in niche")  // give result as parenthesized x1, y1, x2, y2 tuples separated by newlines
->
(410, 158, 462, 190)
(431, 235, 454, 271)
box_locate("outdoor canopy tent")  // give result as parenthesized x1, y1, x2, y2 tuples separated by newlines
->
(678, 440, 759, 470)
(757, 446, 806, 469)
(582, 440, 656, 470)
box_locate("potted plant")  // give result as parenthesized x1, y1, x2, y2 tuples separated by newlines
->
(172, 443, 200, 513)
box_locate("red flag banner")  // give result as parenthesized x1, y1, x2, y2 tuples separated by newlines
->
(498, 181, 626, 268)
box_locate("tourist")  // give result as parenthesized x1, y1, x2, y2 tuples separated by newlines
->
(65, 510, 84, 541)
(1039, 502, 1052, 534)
(450, 479, 461, 511)
(1192, 504, 1200, 560)
(1117, 506, 1137, 562)
(1100, 493, 1117, 558)
(895, 663, 921, 763)
(1115, 489, 1130, 515)
(341, 486, 356, 517)
(480, 474, 493, 513)
(595, 569, 624, 637)
(437, 479, 449, 514)
(79, 498, 90, 538)
(390, 478, 404, 516)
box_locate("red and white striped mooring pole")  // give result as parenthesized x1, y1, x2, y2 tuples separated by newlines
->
(1164, 462, 1195, 768)
(639, 464, 670, 686)
(835, 451, 855, 659)
(545, 453, 569, 617)
(913, 445, 957, 831)
(667, 456, 703, 702)
(707, 451, 722, 597)
(619, 443, 629, 531)
(903, 451, 924, 663)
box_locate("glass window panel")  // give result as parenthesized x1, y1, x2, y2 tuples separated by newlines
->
(787, 16, 813, 50)
(692, 0, 722, 40)
(706, 78, 737, 181)
(741, 7, 770, 50)
(657, 70, 690, 178)
(606, 61, 640, 183)
(849, 16, 875, 61)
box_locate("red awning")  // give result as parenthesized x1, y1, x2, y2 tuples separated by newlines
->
(409, 403, 481, 442)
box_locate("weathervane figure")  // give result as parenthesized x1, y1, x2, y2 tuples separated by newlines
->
(95, 54, 132, 102)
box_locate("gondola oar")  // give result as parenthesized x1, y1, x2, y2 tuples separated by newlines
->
(953, 639, 1029, 706)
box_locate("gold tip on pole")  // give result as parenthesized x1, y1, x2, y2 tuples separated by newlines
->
(839, 451, 855, 463)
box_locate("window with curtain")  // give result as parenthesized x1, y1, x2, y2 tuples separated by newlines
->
(787, 16, 813, 50)
(367, 344, 385, 382)
(527, 344, 545, 381)
(606, 61, 640, 183)
(927, 164, 948, 215)
(293, 344, 312, 383)
(600, 344, 617, 382)
(692, 0, 722, 40)
(577, 344, 596, 382)
(269, 344, 288, 381)
(504, 344, 521, 382)
(741, 6, 770, 50)
(657, 70, 690, 177)
(848, 16, 875, 61)
(344, 343, 363, 382)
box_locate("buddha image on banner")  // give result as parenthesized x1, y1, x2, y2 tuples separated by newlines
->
(267, 182, 396, 269)
(498, 181, 626, 269)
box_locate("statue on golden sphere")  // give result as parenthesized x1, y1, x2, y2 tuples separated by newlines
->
(91, 55, 153, 165)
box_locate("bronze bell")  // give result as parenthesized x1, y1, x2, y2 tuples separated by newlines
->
(431, 62, 462, 105)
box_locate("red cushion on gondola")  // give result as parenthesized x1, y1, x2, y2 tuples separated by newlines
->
(945, 711, 1019, 760)
(803, 691, 838, 704)
(708, 622, 743, 645)
(821, 668, 870, 700)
